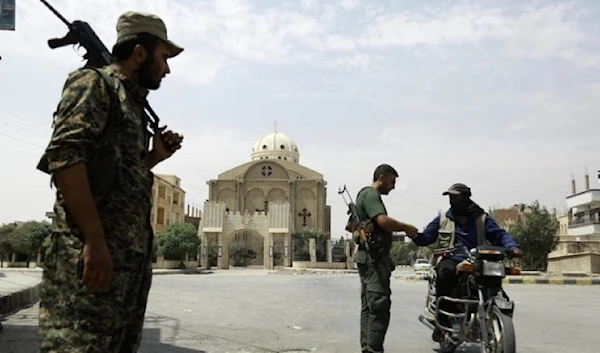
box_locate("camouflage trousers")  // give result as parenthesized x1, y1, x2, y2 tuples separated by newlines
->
(38, 233, 153, 353)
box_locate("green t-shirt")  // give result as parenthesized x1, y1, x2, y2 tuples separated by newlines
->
(354, 186, 393, 263)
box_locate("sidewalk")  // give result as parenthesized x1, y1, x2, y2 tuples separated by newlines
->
(0, 271, 42, 322)
(271, 267, 358, 275)
(0, 267, 215, 319)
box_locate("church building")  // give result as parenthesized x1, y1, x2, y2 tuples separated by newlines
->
(198, 130, 332, 269)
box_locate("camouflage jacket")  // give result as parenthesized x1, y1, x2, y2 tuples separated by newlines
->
(44, 65, 154, 254)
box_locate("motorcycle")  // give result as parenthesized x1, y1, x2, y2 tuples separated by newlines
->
(418, 244, 522, 353)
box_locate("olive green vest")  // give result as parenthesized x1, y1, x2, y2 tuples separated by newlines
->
(435, 211, 489, 250)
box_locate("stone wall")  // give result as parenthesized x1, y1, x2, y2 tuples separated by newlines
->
(547, 252, 600, 274)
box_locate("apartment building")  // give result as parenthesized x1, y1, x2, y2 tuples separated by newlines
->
(151, 174, 185, 234)
(547, 172, 600, 274)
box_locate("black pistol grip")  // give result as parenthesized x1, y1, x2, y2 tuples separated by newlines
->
(48, 31, 78, 49)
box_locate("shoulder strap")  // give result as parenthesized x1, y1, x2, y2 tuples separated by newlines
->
(86, 67, 122, 145)
(439, 210, 448, 228)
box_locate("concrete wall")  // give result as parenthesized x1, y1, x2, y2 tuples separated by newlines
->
(550, 240, 600, 257)
(291, 261, 348, 269)
(547, 252, 600, 274)
(152, 255, 198, 270)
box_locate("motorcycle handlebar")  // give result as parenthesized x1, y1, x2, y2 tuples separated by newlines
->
(434, 245, 524, 259)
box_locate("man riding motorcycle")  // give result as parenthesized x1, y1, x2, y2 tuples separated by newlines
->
(410, 183, 522, 342)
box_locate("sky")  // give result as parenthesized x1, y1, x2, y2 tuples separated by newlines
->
(0, 0, 599, 239)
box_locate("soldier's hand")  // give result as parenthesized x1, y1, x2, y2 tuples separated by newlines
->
(82, 238, 113, 292)
(153, 125, 183, 160)
(404, 224, 418, 239)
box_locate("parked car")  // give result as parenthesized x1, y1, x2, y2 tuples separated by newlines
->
(413, 258, 431, 272)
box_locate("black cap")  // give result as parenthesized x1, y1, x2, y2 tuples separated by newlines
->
(442, 183, 471, 196)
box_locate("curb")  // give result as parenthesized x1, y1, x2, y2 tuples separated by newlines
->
(270, 268, 359, 275)
(395, 275, 600, 285)
(152, 268, 213, 276)
(505, 277, 600, 285)
(0, 283, 41, 317)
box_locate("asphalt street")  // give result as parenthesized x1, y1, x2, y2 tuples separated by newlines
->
(1, 270, 598, 353)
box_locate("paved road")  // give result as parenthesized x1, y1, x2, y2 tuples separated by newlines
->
(1, 270, 598, 352)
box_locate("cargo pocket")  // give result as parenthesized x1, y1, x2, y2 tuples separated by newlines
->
(437, 231, 453, 249)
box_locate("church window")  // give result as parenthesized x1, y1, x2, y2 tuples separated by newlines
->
(280, 144, 285, 149)
(261, 165, 273, 177)
(278, 156, 281, 159)
(262, 145, 267, 150)
(284, 157, 287, 160)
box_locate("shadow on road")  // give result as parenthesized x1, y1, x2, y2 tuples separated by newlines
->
(432, 343, 488, 353)
(0, 313, 206, 353)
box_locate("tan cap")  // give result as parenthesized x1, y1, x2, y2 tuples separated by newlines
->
(116, 11, 184, 58)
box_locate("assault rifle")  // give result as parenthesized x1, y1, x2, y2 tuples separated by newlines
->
(338, 185, 376, 266)
(38, 0, 161, 134)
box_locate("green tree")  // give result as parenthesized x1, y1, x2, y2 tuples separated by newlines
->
(0, 223, 17, 264)
(390, 241, 435, 266)
(508, 200, 559, 271)
(229, 241, 248, 266)
(390, 242, 416, 266)
(12, 221, 52, 258)
(156, 222, 200, 263)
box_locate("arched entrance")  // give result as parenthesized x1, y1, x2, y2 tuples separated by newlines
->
(227, 229, 265, 267)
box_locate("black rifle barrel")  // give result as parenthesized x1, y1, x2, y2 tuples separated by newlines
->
(39, 0, 70, 26)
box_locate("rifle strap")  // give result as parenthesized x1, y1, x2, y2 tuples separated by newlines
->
(89, 67, 122, 147)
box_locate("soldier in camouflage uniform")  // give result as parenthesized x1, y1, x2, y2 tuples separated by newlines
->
(354, 164, 419, 353)
(37, 11, 184, 353)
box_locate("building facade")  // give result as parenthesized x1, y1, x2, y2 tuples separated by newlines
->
(198, 130, 332, 270)
(547, 172, 600, 274)
(151, 174, 186, 235)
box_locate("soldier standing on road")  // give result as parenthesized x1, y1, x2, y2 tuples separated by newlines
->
(37, 11, 184, 353)
(353, 164, 419, 353)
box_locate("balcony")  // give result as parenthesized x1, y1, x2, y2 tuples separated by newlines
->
(568, 222, 600, 237)
(156, 197, 170, 208)
(566, 189, 600, 209)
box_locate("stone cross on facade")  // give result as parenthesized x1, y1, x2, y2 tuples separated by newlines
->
(297, 208, 311, 227)
(255, 200, 269, 214)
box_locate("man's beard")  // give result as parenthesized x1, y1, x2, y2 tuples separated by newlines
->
(136, 57, 160, 90)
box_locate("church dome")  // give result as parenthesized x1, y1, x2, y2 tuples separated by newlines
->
(251, 131, 300, 163)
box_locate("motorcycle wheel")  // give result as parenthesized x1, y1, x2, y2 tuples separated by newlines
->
(484, 306, 516, 353)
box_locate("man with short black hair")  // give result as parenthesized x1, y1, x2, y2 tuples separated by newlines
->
(37, 11, 184, 352)
(411, 183, 521, 342)
(352, 163, 419, 353)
